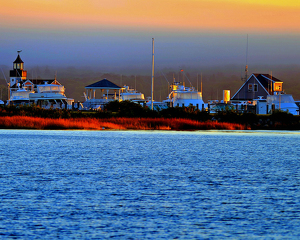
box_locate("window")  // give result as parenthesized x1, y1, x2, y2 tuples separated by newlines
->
(248, 83, 258, 92)
(254, 84, 258, 92)
(248, 84, 253, 91)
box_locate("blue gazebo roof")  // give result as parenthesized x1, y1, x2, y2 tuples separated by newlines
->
(85, 79, 122, 90)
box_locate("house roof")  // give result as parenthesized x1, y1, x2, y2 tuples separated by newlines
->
(231, 73, 283, 100)
(254, 73, 282, 82)
(14, 54, 24, 64)
(85, 79, 122, 90)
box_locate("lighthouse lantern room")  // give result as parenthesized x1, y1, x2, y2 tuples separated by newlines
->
(10, 51, 27, 88)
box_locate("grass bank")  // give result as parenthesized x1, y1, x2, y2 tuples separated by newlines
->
(1, 103, 300, 130)
(0, 116, 247, 131)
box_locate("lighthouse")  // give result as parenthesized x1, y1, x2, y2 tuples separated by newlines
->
(9, 51, 27, 89)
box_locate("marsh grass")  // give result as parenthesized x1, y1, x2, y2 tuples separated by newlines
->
(0, 116, 246, 130)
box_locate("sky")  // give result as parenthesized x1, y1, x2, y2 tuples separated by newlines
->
(0, 0, 299, 73)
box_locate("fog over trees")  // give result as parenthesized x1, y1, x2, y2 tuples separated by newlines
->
(1, 64, 299, 103)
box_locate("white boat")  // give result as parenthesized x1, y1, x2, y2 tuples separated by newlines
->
(267, 93, 299, 115)
(120, 85, 145, 103)
(29, 82, 72, 109)
(146, 98, 168, 111)
(8, 88, 33, 104)
(165, 82, 206, 110)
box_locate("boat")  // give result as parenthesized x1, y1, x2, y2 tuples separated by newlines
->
(146, 97, 168, 111)
(165, 82, 207, 110)
(120, 85, 145, 103)
(8, 80, 73, 109)
(7, 87, 33, 105)
(266, 93, 299, 115)
(29, 82, 73, 109)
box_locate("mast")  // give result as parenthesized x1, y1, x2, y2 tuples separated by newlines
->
(245, 34, 248, 81)
(151, 38, 154, 110)
(197, 73, 198, 92)
(201, 73, 203, 95)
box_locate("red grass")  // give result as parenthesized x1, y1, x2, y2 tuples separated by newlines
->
(0, 116, 247, 130)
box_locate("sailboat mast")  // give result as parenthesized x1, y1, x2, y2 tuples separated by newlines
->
(201, 73, 203, 95)
(151, 38, 154, 110)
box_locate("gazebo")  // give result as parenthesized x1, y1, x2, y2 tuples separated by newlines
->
(85, 79, 123, 102)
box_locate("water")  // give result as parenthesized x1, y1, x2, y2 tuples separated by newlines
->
(1, 130, 300, 239)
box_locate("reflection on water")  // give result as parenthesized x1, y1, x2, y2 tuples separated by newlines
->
(0, 130, 300, 239)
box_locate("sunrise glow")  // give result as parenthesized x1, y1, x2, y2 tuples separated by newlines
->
(1, 0, 299, 32)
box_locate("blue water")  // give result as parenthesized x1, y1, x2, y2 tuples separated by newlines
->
(1, 130, 300, 239)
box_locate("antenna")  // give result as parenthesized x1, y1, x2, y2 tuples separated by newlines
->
(242, 34, 248, 82)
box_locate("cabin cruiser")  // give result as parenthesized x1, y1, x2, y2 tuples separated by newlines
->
(7, 81, 73, 109)
(120, 85, 145, 103)
(146, 97, 168, 111)
(7, 87, 34, 105)
(266, 94, 299, 115)
(165, 82, 207, 110)
(29, 82, 73, 109)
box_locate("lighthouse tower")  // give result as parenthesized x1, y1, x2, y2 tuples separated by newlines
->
(9, 51, 27, 88)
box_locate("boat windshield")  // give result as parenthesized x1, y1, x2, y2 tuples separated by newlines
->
(37, 85, 64, 93)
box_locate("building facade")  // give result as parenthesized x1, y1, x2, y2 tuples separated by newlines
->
(231, 73, 283, 101)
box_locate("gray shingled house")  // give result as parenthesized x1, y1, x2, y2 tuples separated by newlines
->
(231, 73, 283, 101)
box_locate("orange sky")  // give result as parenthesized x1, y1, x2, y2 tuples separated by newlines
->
(1, 0, 300, 33)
